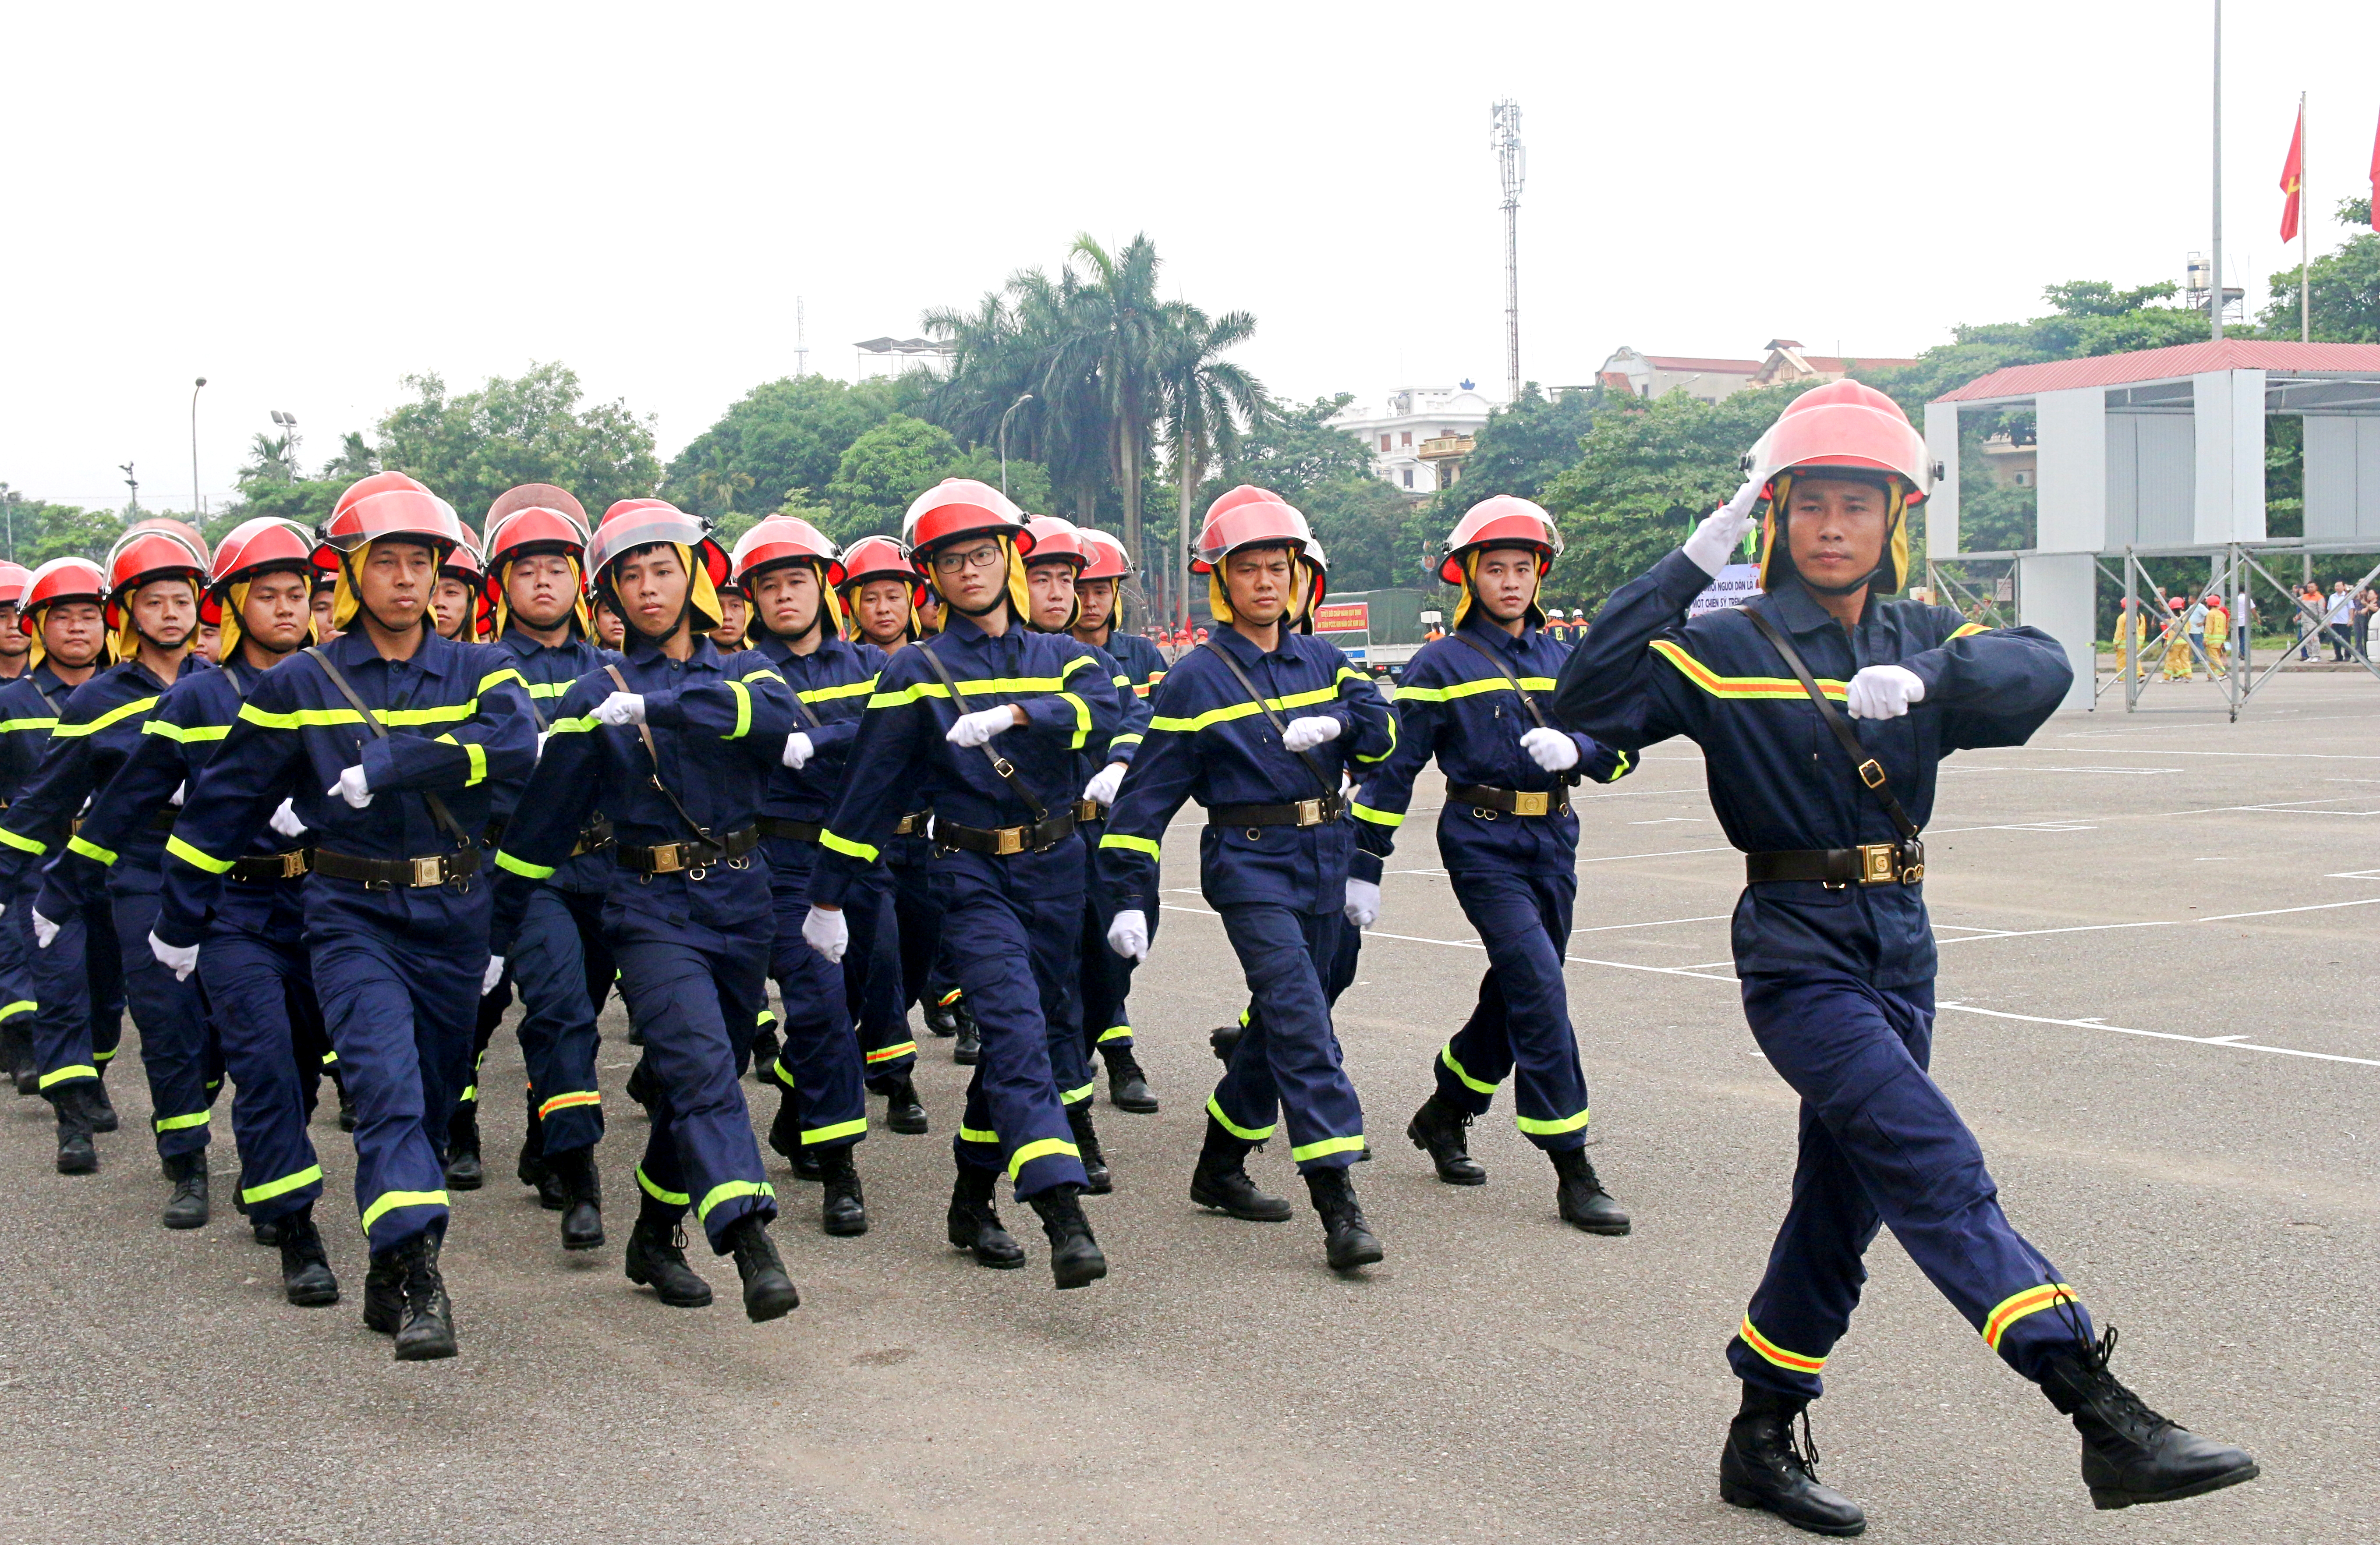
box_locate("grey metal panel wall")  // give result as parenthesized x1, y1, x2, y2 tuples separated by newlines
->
(2304, 416, 2380, 542)
(2104, 413, 2194, 547)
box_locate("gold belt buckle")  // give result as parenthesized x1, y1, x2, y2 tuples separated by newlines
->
(1856, 843, 1898, 885)
(281, 850, 309, 879)
(1293, 798, 1321, 825)
(410, 855, 445, 887)
(1076, 798, 1104, 822)
(993, 826, 1025, 856)
(1512, 790, 1550, 817)
(650, 843, 684, 873)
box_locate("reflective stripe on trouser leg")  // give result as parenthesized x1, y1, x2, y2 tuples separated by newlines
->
(200, 922, 325, 1220)
(511, 883, 610, 1153)
(1730, 972, 2093, 1399)
(1445, 865, 1591, 1149)
(112, 888, 214, 1160)
(1212, 902, 1365, 1173)
(308, 889, 484, 1254)
(762, 838, 868, 1150)
(935, 847, 1086, 1198)
(609, 900, 776, 1253)
(843, 871, 916, 1082)
(28, 894, 103, 1091)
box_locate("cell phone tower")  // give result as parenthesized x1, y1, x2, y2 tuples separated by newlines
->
(1491, 100, 1524, 403)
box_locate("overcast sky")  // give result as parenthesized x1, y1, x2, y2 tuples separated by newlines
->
(6, 0, 2376, 514)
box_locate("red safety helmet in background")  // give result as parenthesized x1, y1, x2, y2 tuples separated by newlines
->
(1193, 485, 1312, 571)
(484, 483, 588, 540)
(0, 562, 32, 610)
(838, 535, 927, 610)
(1437, 495, 1563, 584)
(483, 505, 590, 571)
(730, 515, 846, 589)
(1020, 516, 1089, 568)
(201, 517, 318, 625)
(103, 520, 210, 629)
(18, 556, 107, 635)
(900, 478, 1034, 564)
(328, 470, 432, 524)
(1077, 528, 1133, 582)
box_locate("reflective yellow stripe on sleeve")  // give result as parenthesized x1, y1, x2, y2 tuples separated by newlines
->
(695, 1179, 775, 1223)
(435, 734, 487, 786)
(166, 835, 233, 873)
(1349, 802, 1403, 827)
(1650, 639, 1849, 702)
(725, 679, 752, 740)
(52, 696, 160, 738)
(495, 851, 555, 880)
(819, 829, 878, 862)
(1739, 1314, 1827, 1372)
(1982, 1283, 2078, 1349)
(0, 828, 46, 857)
(358, 1188, 449, 1235)
(1006, 1137, 1081, 1180)
(1098, 833, 1160, 861)
(66, 835, 117, 867)
(143, 719, 230, 742)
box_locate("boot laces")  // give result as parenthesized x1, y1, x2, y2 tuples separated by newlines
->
(2077, 1325, 2172, 1437)
(1787, 1408, 1823, 1482)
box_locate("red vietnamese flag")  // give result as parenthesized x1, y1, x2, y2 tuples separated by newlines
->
(2280, 103, 2305, 241)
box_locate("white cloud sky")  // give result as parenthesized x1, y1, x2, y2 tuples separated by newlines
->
(5, 0, 2375, 514)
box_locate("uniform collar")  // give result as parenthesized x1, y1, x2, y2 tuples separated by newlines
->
(1757, 578, 1847, 638)
(758, 631, 846, 666)
(1209, 623, 1287, 666)
(939, 609, 1014, 652)
(1456, 616, 1532, 655)
(498, 625, 584, 660)
(623, 628, 722, 670)
(327, 624, 453, 678)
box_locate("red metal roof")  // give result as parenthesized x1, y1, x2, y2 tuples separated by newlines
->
(1935, 340, 2380, 402)
(1637, 355, 1762, 373)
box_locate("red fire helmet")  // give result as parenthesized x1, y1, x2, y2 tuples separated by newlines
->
(1742, 380, 1936, 500)
(18, 557, 106, 635)
(103, 520, 210, 627)
(1193, 485, 1311, 572)
(731, 515, 846, 589)
(329, 471, 432, 524)
(317, 486, 468, 567)
(900, 478, 1033, 565)
(1437, 495, 1562, 584)
(483, 506, 588, 573)
(1076, 528, 1133, 582)
(1020, 516, 1089, 568)
(586, 499, 731, 589)
(0, 562, 31, 610)
(484, 483, 588, 540)
(837, 535, 927, 609)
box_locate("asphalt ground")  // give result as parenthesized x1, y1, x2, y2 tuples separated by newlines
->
(0, 670, 2372, 1544)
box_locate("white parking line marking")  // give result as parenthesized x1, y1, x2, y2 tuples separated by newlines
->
(1934, 1002, 2380, 1069)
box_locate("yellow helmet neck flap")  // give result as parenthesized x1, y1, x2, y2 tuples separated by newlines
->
(1207, 555, 1310, 628)
(1754, 472, 1911, 598)
(1450, 548, 1550, 630)
(495, 554, 594, 642)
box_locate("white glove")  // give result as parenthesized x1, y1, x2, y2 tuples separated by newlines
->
(782, 732, 814, 770)
(535, 730, 552, 760)
(1081, 762, 1126, 806)
(802, 904, 848, 963)
(1280, 715, 1342, 753)
(268, 798, 307, 839)
(31, 909, 58, 950)
(1520, 726, 1581, 772)
(1683, 478, 1764, 577)
(946, 706, 1017, 748)
(1105, 908, 1149, 962)
(593, 691, 646, 726)
(169, 781, 185, 808)
(149, 929, 199, 982)
(481, 956, 506, 995)
(1845, 664, 1927, 720)
(327, 764, 372, 809)
(1342, 878, 1381, 929)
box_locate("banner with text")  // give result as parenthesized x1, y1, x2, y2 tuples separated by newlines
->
(1688, 564, 1761, 618)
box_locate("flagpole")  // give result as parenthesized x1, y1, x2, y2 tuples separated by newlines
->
(2301, 91, 2311, 342)
(2211, 0, 2224, 340)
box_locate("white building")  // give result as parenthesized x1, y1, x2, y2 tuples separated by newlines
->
(1329, 383, 1500, 495)
(854, 337, 953, 380)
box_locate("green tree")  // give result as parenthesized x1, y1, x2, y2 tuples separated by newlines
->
(0, 484, 124, 564)
(1154, 303, 1263, 618)
(1208, 394, 1376, 495)
(375, 361, 661, 524)
(1059, 234, 1165, 569)
(663, 374, 924, 520)
(820, 414, 1052, 543)
(1427, 383, 1594, 524)
(2257, 198, 2380, 341)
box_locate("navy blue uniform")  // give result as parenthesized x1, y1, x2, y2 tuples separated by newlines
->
(158, 631, 535, 1256)
(1074, 627, 1164, 1070)
(753, 631, 882, 1153)
(1557, 549, 2090, 1400)
(1098, 628, 1392, 1173)
(0, 659, 211, 1158)
(815, 612, 1121, 1200)
(1351, 617, 1630, 1148)
(46, 655, 328, 1222)
(0, 665, 120, 1083)
(475, 627, 622, 1160)
(493, 635, 793, 1252)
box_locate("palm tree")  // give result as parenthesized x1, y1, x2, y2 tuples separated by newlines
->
(1060, 234, 1165, 572)
(1155, 303, 1263, 624)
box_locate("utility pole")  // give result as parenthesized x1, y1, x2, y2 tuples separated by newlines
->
(120, 461, 140, 514)
(998, 392, 1034, 497)
(2211, 0, 2224, 340)
(189, 376, 207, 517)
(795, 296, 809, 379)
(1492, 99, 1524, 401)
(2300, 91, 2311, 342)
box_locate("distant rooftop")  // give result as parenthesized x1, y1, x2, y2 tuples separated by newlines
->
(1936, 340, 2380, 402)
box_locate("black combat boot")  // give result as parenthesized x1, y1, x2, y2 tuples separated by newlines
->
(724, 1214, 800, 1323)
(52, 1088, 96, 1175)
(922, 989, 961, 1039)
(1550, 1145, 1631, 1235)
(1103, 1045, 1158, 1113)
(750, 1012, 781, 1079)
(361, 1248, 404, 1335)
(1189, 1115, 1291, 1221)
(624, 1055, 658, 1109)
(1304, 1165, 1384, 1271)
(87, 1076, 118, 1132)
(1208, 1019, 1244, 1063)
(275, 1208, 339, 1307)
(815, 1144, 868, 1237)
(391, 1233, 458, 1361)
(1066, 1102, 1112, 1194)
(766, 1077, 800, 1162)
(1027, 1184, 1107, 1290)
(880, 1074, 928, 1135)
(547, 1146, 604, 1251)
(2038, 1326, 2259, 1510)
(623, 1199, 713, 1307)
(1406, 1093, 1486, 1184)
(515, 1087, 547, 1193)
(162, 1151, 210, 1229)
(950, 999, 981, 1066)
(330, 1067, 357, 1132)
(443, 1102, 483, 1191)
(946, 1166, 1024, 1269)
(1719, 1384, 1866, 1536)
(1, 1021, 33, 1096)
(251, 1218, 282, 1247)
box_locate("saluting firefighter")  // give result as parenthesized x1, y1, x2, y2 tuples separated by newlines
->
(836, 538, 970, 1070)
(1098, 487, 1395, 1272)
(1559, 381, 2257, 1532)
(0, 524, 216, 1221)
(731, 514, 882, 1236)
(1018, 516, 1151, 1193)
(491, 499, 802, 1323)
(153, 479, 536, 1361)
(1066, 526, 1164, 1114)
(457, 493, 623, 1253)
(808, 479, 1123, 1290)
(0, 559, 121, 1110)
(46, 518, 340, 1302)
(1346, 496, 1633, 1234)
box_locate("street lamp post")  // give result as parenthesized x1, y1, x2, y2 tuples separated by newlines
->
(120, 462, 140, 514)
(997, 392, 1034, 497)
(190, 377, 208, 518)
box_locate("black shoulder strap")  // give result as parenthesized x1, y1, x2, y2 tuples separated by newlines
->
(29, 682, 57, 718)
(775, 651, 825, 730)
(1200, 640, 1339, 799)
(304, 646, 475, 850)
(1737, 608, 1922, 843)
(1448, 629, 1551, 730)
(910, 639, 1046, 824)
(600, 663, 712, 842)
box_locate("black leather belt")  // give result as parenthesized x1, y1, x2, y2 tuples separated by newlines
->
(486, 815, 613, 857)
(894, 811, 930, 836)
(758, 816, 823, 843)
(937, 812, 1076, 856)
(1745, 841, 1926, 887)
(314, 847, 480, 889)
(613, 826, 760, 874)
(1448, 781, 1570, 818)
(1208, 793, 1346, 829)
(1074, 798, 1106, 824)
(230, 848, 312, 883)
